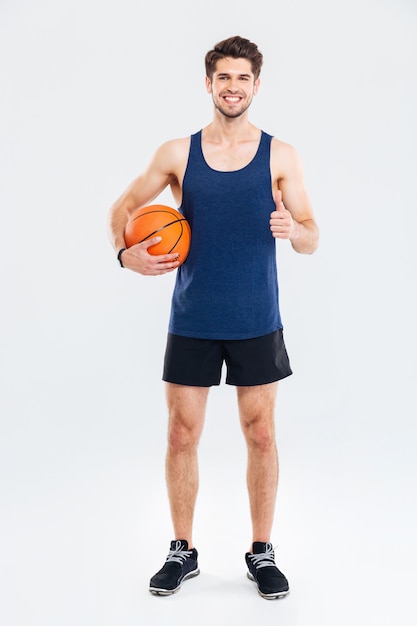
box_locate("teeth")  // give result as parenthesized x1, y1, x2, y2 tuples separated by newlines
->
(225, 97, 240, 102)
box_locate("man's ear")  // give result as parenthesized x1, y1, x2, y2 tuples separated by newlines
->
(205, 76, 212, 93)
(254, 78, 261, 95)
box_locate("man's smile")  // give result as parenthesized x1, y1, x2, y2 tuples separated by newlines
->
(223, 95, 243, 103)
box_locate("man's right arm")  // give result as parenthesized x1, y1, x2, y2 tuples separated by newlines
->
(107, 140, 186, 275)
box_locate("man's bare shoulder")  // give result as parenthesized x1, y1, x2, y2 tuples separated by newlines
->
(156, 136, 191, 160)
(270, 136, 298, 159)
(270, 136, 304, 178)
(150, 136, 191, 177)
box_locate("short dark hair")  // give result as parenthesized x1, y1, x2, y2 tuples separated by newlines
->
(205, 36, 263, 81)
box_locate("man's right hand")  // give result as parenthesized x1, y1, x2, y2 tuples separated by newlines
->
(120, 237, 180, 275)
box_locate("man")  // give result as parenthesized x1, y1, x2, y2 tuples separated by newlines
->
(108, 35, 319, 599)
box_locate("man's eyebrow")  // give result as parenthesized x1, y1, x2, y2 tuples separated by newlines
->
(216, 72, 252, 78)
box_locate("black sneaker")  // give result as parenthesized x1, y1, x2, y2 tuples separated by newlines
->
(245, 542, 290, 599)
(149, 540, 200, 595)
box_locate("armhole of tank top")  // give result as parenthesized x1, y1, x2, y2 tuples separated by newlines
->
(269, 134, 277, 203)
(179, 133, 199, 209)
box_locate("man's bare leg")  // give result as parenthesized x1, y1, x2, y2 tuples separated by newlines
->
(165, 383, 209, 548)
(237, 382, 279, 546)
(238, 382, 289, 599)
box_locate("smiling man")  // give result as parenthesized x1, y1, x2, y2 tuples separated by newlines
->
(108, 35, 319, 599)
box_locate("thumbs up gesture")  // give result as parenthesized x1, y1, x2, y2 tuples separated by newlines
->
(270, 189, 295, 240)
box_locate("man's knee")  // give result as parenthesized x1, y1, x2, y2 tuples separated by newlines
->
(242, 416, 276, 451)
(166, 384, 208, 453)
(167, 416, 202, 453)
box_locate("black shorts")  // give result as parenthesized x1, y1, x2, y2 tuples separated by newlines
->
(162, 330, 292, 387)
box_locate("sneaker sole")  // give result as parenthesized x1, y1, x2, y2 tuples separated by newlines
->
(149, 568, 200, 596)
(247, 572, 290, 600)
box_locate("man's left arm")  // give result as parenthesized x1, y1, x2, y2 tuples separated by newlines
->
(270, 142, 319, 255)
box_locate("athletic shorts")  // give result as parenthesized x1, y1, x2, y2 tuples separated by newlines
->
(162, 330, 293, 387)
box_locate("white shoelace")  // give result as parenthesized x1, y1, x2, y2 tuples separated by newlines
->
(165, 540, 193, 565)
(248, 543, 277, 569)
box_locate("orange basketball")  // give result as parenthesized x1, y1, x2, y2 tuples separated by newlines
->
(124, 204, 191, 265)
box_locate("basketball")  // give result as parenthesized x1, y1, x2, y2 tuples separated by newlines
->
(124, 204, 191, 265)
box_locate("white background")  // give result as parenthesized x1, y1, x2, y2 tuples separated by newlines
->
(1, 0, 416, 624)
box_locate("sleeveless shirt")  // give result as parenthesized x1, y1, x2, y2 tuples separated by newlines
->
(168, 129, 283, 340)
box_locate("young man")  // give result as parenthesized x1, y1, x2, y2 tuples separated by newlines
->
(108, 35, 319, 599)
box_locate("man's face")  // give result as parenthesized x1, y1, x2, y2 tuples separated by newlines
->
(206, 57, 260, 119)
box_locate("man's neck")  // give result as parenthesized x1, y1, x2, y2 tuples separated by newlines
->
(203, 116, 259, 145)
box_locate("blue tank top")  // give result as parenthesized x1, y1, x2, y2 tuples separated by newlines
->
(168, 129, 283, 339)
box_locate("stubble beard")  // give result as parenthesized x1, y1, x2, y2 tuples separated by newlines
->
(213, 94, 253, 119)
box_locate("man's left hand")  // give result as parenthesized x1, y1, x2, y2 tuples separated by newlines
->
(270, 190, 295, 240)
